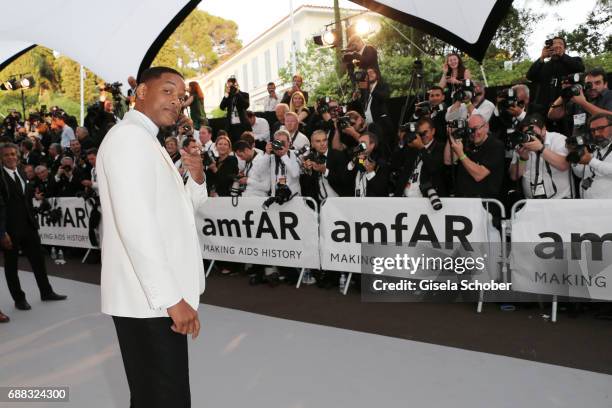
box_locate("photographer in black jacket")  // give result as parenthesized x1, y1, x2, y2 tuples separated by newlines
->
(395, 118, 449, 197)
(219, 76, 251, 144)
(526, 36, 584, 109)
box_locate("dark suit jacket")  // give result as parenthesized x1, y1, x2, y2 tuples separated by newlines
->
(360, 81, 390, 123)
(346, 163, 390, 197)
(22, 150, 42, 167)
(0, 168, 38, 237)
(300, 149, 351, 201)
(220, 91, 251, 131)
(394, 140, 449, 197)
(526, 54, 585, 108)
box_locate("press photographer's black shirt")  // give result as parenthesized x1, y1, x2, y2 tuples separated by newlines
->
(455, 135, 505, 199)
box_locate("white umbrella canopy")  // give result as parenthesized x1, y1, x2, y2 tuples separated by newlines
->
(0, 0, 201, 89)
(349, 0, 513, 61)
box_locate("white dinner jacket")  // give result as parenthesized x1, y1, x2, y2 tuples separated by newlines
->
(97, 110, 208, 318)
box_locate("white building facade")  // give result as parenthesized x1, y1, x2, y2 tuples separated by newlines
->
(191, 5, 377, 114)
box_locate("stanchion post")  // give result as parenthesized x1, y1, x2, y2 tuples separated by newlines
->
(205, 260, 215, 278)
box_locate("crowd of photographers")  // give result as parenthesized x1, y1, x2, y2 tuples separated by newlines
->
(1, 35, 611, 299)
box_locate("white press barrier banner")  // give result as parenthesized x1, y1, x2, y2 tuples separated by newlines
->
(34, 197, 97, 249)
(319, 197, 498, 273)
(511, 200, 612, 301)
(195, 197, 320, 269)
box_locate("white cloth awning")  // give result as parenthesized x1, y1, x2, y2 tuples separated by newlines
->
(0, 0, 201, 89)
(350, 0, 513, 61)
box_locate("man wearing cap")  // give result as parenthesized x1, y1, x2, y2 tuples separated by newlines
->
(508, 114, 572, 199)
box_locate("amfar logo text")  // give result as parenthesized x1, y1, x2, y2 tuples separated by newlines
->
(535, 232, 612, 261)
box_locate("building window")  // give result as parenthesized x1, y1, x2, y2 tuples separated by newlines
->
(276, 41, 285, 71)
(242, 64, 249, 91)
(264, 49, 271, 82)
(292, 30, 301, 53)
(251, 57, 259, 88)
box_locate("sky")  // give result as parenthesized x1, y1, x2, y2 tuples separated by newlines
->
(198, 0, 604, 60)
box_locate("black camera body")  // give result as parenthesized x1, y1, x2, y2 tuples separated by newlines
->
(337, 115, 355, 131)
(305, 150, 327, 165)
(201, 150, 217, 167)
(497, 88, 524, 111)
(399, 122, 418, 144)
(102, 82, 123, 96)
(507, 126, 538, 149)
(451, 79, 474, 103)
(262, 183, 293, 209)
(352, 142, 368, 157)
(271, 139, 285, 151)
(566, 134, 596, 164)
(447, 119, 473, 141)
(414, 101, 443, 118)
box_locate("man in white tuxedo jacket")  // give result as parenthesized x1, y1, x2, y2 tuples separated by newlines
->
(96, 67, 207, 408)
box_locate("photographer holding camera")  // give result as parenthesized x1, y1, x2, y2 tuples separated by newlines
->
(332, 110, 369, 151)
(344, 35, 379, 80)
(300, 129, 348, 202)
(280, 74, 309, 105)
(246, 111, 270, 151)
(469, 82, 496, 122)
(411, 86, 448, 143)
(569, 114, 612, 198)
(526, 36, 584, 108)
(264, 130, 301, 198)
(508, 115, 571, 199)
(220, 76, 251, 143)
(345, 132, 389, 197)
(445, 79, 475, 124)
(395, 118, 449, 198)
(444, 114, 505, 198)
(234, 140, 269, 197)
(548, 68, 612, 127)
(50, 156, 83, 197)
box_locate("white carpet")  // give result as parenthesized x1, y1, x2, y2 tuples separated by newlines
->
(0, 271, 610, 408)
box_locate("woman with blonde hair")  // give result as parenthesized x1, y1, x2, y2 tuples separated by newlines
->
(289, 91, 310, 134)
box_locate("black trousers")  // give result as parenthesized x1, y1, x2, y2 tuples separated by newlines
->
(3, 229, 53, 302)
(112, 316, 190, 408)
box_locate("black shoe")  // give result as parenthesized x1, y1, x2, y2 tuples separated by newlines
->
(41, 292, 67, 301)
(15, 300, 31, 310)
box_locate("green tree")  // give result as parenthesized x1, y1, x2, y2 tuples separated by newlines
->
(152, 9, 241, 77)
(555, 1, 612, 56)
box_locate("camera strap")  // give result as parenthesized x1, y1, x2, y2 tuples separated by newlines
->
(274, 154, 286, 177)
(244, 151, 257, 176)
(583, 144, 612, 189)
(531, 151, 558, 198)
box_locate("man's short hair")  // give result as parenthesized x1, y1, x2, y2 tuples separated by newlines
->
(217, 129, 228, 138)
(360, 131, 378, 146)
(416, 117, 435, 130)
(182, 137, 196, 148)
(512, 83, 530, 100)
(552, 36, 566, 47)
(246, 110, 256, 118)
(276, 103, 289, 112)
(86, 148, 98, 156)
(76, 126, 89, 138)
(200, 125, 212, 134)
(267, 82, 275, 87)
(586, 67, 607, 81)
(0, 142, 19, 154)
(429, 86, 444, 94)
(240, 132, 256, 147)
(49, 143, 61, 152)
(34, 165, 48, 173)
(164, 136, 177, 146)
(274, 129, 290, 141)
(138, 66, 184, 84)
(234, 140, 252, 152)
(589, 113, 612, 126)
(310, 129, 327, 141)
(284, 111, 299, 121)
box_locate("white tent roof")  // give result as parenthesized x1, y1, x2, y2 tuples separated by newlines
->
(0, 0, 200, 88)
(350, 0, 513, 61)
